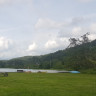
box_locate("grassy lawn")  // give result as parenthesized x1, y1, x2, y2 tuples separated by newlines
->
(0, 73, 96, 96)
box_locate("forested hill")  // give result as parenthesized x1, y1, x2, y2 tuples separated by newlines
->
(0, 39, 96, 71)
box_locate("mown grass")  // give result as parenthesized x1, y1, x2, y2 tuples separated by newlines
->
(0, 73, 96, 96)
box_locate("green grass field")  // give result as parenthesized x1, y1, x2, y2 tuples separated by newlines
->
(0, 73, 96, 96)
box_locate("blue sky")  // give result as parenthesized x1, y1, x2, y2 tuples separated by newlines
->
(0, 0, 96, 59)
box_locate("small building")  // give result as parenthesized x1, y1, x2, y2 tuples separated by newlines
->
(17, 70, 24, 73)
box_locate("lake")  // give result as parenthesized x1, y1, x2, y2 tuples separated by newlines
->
(0, 68, 69, 73)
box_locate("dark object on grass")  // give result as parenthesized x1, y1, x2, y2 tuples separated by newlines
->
(0, 72, 8, 77)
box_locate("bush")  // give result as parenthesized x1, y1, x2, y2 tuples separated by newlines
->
(81, 69, 96, 74)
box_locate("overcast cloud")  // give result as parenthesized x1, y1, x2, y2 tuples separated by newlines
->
(0, 0, 96, 59)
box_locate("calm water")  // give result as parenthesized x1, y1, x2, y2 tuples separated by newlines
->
(0, 68, 69, 73)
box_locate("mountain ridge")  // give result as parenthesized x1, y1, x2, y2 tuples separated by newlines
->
(0, 39, 96, 72)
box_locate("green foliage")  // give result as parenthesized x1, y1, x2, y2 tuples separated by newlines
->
(81, 69, 96, 74)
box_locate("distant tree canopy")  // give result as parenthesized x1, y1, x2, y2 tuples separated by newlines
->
(67, 32, 90, 48)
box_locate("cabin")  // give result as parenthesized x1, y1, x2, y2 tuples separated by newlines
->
(17, 70, 24, 73)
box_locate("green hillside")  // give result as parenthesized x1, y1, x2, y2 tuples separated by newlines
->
(0, 40, 96, 72)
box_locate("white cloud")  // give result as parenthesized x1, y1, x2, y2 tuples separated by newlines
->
(0, 0, 15, 4)
(90, 23, 96, 32)
(35, 18, 67, 30)
(0, 0, 33, 5)
(45, 40, 58, 49)
(72, 27, 81, 33)
(45, 37, 69, 50)
(0, 0, 7, 4)
(60, 37, 69, 43)
(35, 15, 95, 31)
(59, 37, 69, 48)
(88, 34, 96, 40)
(72, 27, 82, 36)
(27, 42, 37, 51)
(0, 36, 12, 51)
(77, 0, 94, 3)
(71, 17, 86, 25)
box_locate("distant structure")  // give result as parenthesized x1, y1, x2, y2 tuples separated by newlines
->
(17, 70, 24, 72)
(67, 32, 90, 49)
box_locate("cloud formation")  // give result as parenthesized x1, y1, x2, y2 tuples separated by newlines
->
(77, 0, 94, 3)
(45, 40, 58, 49)
(0, 0, 33, 5)
(35, 18, 67, 30)
(0, 0, 96, 59)
(90, 23, 96, 32)
(27, 42, 37, 51)
(45, 37, 69, 51)
(0, 36, 12, 51)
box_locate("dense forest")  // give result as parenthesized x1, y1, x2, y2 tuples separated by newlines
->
(0, 39, 96, 72)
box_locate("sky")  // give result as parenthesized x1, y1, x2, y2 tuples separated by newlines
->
(0, 0, 96, 59)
